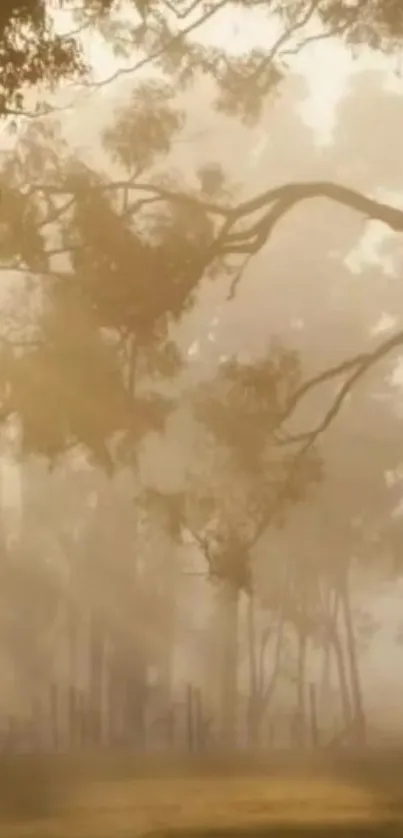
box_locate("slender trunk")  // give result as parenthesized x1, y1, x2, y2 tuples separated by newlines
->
(295, 626, 307, 748)
(219, 581, 239, 751)
(247, 600, 285, 747)
(247, 593, 259, 747)
(194, 688, 204, 752)
(49, 682, 59, 751)
(125, 649, 147, 749)
(67, 605, 78, 749)
(262, 606, 286, 707)
(329, 598, 352, 732)
(320, 585, 334, 707)
(186, 683, 194, 753)
(309, 682, 319, 748)
(339, 571, 366, 746)
(88, 615, 104, 747)
(156, 541, 178, 711)
(107, 650, 120, 747)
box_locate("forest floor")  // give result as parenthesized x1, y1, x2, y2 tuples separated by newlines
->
(0, 752, 403, 838)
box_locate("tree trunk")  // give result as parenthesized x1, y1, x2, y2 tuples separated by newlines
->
(339, 571, 366, 746)
(246, 596, 281, 748)
(309, 682, 319, 748)
(67, 605, 79, 749)
(246, 593, 259, 748)
(328, 597, 353, 733)
(107, 650, 121, 747)
(88, 615, 105, 747)
(124, 649, 147, 749)
(295, 626, 307, 749)
(219, 581, 239, 751)
(320, 585, 334, 707)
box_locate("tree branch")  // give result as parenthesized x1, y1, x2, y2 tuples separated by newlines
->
(245, 328, 403, 551)
(77, 0, 230, 93)
(276, 328, 403, 445)
(20, 178, 403, 237)
(220, 181, 403, 257)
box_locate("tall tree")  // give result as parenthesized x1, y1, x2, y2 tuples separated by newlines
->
(154, 347, 322, 748)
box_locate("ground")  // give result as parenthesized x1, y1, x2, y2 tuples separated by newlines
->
(0, 752, 402, 837)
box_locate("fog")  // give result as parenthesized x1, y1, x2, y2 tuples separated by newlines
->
(1, 1, 403, 770)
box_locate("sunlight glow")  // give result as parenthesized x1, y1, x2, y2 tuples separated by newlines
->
(53, 3, 355, 137)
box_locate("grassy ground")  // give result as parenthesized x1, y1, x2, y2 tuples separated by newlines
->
(0, 752, 403, 838)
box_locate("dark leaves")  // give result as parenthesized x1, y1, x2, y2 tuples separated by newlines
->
(0, 1, 86, 115)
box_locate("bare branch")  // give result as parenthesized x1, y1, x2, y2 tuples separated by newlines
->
(244, 0, 322, 88)
(247, 329, 403, 549)
(281, 0, 370, 60)
(77, 0, 230, 93)
(278, 328, 403, 444)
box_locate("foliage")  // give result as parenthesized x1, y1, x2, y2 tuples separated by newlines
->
(0, 88, 211, 467)
(0, 0, 84, 115)
(2, 0, 403, 119)
(179, 347, 323, 590)
(317, 0, 403, 51)
(102, 81, 185, 173)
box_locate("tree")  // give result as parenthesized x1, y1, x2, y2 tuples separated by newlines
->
(0, 453, 191, 750)
(147, 347, 322, 748)
(0, 92, 195, 468)
(2, 2, 403, 412)
(1, 0, 403, 754)
(0, 0, 84, 116)
(0, 0, 403, 119)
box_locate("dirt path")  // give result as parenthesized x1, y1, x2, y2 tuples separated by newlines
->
(0, 769, 402, 838)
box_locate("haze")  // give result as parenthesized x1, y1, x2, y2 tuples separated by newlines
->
(1, 0, 403, 769)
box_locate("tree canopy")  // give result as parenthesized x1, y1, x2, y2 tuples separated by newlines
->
(1, 0, 403, 116)
(0, 0, 403, 509)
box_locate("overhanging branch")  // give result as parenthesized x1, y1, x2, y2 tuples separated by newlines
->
(248, 328, 403, 549)
(219, 182, 403, 257)
(277, 328, 403, 446)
